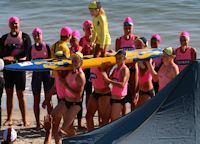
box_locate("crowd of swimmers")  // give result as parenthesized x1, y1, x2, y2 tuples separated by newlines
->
(0, 1, 197, 144)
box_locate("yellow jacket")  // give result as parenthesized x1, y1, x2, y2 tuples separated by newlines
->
(91, 14, 111, 48)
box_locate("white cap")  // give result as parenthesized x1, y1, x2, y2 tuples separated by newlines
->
(3, 128, 17, 142)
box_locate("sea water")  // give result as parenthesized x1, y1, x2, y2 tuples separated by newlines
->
(0, 0, 199, 109)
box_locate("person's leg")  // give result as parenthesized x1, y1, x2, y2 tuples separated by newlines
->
(136, 94, 151, 108)
(16, 71, 27, 126)
(98, 96, 111, 126)
(77, 100, 85, 130)
(111, 103, 123, 122)
(3, 70, 14, 126)
(16, 90, 27, 126)
(61, 105, 81, 135)
(51, 100, 65, 144)
(86, 94, 98, 131)
(5, 88, 14, 125)
(43, 72, 53, 114)
(34, 94, 41, 128)
(32, 72, 42, 129)
(44, 91, 53, 114)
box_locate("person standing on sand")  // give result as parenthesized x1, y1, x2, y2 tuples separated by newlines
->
(27, 27, 53, 130)
(175, 31, 196, 72)
(88, 1, 111, 57)
(115, 17, 138, 112)
(70, 30, 83, 54)
(115, 17, 137, 51)
(44, 52, 86, 144)
(101, 49, 130, 121)
(78, 20, 94, 131)
(0, 16, 32, 126)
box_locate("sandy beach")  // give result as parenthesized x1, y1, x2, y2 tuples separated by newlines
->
(0, 108, 98, 144)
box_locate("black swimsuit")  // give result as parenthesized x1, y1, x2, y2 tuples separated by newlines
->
(92, 91, 111, 100)
(139, 89, 155, 98)
(64, 100, 82, 109)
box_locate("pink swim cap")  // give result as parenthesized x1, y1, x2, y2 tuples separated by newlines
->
(180, 31, 190, 38)
(151, 34, 161, 41)
(60, 26, 72, 36)
(83, 20, 92, 28)
(9, 16, 20, 24)
(32, 27, 43, 36)
(123, 17, 134, 26)
(72, 30, 81, 40)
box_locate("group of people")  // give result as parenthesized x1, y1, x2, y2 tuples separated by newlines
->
(0, 1, 197, 144)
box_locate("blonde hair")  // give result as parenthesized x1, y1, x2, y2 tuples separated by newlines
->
(99, 7, 106, 15)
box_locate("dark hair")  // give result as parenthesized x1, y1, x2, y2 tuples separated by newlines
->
(139, 37, 148, 45)
(96, 2, 101, 8)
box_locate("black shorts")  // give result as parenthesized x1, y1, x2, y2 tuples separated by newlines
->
(31, 71, 52, 95)
(92, 91, 111, 100)
(139, 89, 155, 98)
(3, 70, 26, 91)
(110, 96, 128, 105)
(64, 100, 82, 109)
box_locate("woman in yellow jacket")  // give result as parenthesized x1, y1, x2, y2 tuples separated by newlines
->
(88, 1, 111, 57)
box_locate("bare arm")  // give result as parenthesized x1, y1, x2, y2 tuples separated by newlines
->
(115, 38, 121, 51)
(146, 59, 159, 82)
(109, 67, 130, 88)
(191, 47, 197, 61)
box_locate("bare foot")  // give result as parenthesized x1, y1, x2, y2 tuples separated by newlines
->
(3, 120, 13, 126)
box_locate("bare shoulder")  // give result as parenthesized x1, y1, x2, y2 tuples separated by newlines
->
(77, 71, 86, 83)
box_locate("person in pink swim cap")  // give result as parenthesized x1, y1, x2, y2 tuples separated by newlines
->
(80, 20, 93, 55)
(0, 16, 32, 127)
(42, 26, 72, 143)
(151, 34, 161, 48)
(115, 17, 138, 51)
(79, 20, 93, 131)
(27, 27, 53, 130)
(175, 31, 196, 72)
(70, 30, 83, 54)
(150, 34, 162, 94)
(50, 26, 72, 58)
(60, 26, 72, 37)
(116, 16, 138, 112)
